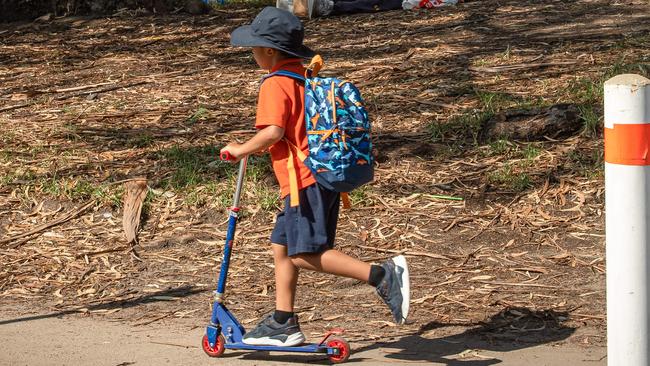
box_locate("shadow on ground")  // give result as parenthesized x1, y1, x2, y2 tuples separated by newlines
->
(227, 307, 574, 365)
(0, 285, 205, 326)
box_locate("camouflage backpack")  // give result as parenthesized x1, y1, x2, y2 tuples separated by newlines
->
(264, 56, 374, 207)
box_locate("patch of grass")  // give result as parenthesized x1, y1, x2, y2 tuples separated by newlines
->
(127, 133, 155, 148)
(256, 186, 280, 211)
(473, 58, 489, 67)
(246, 154, 274, 183)
(159, 145, 278, 210)
(186, 106, 210, 125)
(515, 96, 550, 110)
(567, 149, 603, 179)
(182, 182, 226, 208)
(0, 130, 16, 145)
(605, 59, 649, 80)
(567, 77, 601, 105)
(70, 180, 96, 200)
(501, 44, 512, 61)
(93, 185, 123, 208)
(477, 90, 548, 113)
(521, 144, 541, 160)
(38, 177, 123, 205)
(349, 186, 372, 206)
(428, 120, 455, 142)
(215, 185, 236, 209)
(489, 139, 512, 155)
(567, 59, 650, 106)
(578, 104, 601, 137)
(0, 172, 18, 189)
(185, 186, 207, 207)
(40, 177, 67, 198)
(476, 90, 513, 113)
(40, 177, 91, 200)
(431, 89, 551, 145)
(488, 164, 532, 191)
(62, 122, 81, 142)
(159, 145, 226, 189)
(566, 59, 648, 137)
(435, 110, 493, 144)
(0, 149, 11, 162)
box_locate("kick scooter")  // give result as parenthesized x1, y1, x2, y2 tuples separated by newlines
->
(201, 151, 351, 363)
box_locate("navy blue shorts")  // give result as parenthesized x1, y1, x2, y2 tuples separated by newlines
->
(270, 183, 340, 257)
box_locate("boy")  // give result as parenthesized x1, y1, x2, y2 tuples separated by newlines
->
(221, 6, 410, 347)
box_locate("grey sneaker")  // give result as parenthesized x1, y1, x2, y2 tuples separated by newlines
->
(314, 0, 334, 16)
(376, 255, 410, 324)
(242, 314, 306, 346)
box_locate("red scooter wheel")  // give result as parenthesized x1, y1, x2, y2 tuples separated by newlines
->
(327, 336, 350, 363)
(202, 334, 225, 357)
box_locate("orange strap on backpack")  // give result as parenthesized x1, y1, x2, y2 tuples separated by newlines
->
(284, 139, 351, 209)
(285, 139, 308, 207)
(341, 192, 351, 209)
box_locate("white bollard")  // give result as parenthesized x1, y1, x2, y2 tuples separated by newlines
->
(605, 74, 650, 366)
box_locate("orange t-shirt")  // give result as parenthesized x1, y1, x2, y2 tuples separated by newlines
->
(255, 58, 316, 198)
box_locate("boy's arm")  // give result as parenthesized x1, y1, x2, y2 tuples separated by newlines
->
(220, 125, 285, 162)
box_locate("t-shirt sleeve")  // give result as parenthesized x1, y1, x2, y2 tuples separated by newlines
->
(255, 77, 291, 129)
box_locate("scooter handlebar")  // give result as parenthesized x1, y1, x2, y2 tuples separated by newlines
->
(220, 151, 233, 161)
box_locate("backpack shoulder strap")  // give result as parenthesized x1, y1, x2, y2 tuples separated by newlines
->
(263, 70, 306, 83)
(284, 138, 308, 208)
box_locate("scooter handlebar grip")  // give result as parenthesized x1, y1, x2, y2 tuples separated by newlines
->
(220, 151, 233, 161)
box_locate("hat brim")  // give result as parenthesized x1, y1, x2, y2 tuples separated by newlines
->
(230, 25, 315, 59)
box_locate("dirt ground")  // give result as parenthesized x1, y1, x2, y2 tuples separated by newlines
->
(1, 0, 649, 364)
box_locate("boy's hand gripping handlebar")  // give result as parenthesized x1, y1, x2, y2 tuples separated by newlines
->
(220, 151, 233, 162)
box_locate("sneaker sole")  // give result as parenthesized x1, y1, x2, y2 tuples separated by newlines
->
(242, 332, 306, 347)
(392, 255, 410, 324)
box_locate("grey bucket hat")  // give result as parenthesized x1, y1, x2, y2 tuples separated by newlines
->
(230, 7, 315, 59)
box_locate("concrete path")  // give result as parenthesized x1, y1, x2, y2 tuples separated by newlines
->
(0, 313, 606, 365)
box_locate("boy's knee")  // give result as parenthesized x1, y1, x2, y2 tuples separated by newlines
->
(289, 255, 306, 268)
(290, 254, 314, 268)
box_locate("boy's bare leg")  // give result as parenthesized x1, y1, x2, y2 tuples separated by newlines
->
(290, 249, 371, 282)
(272, 243, 299, 312)
(242, 244, 305, 346)
(292, 249, 410, 324)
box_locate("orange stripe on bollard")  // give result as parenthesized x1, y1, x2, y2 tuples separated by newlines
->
(605, 123, 650, 165)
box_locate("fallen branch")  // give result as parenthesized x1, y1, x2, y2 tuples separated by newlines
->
(0, 81, 151, 113)
(54, 82, 114, 93)
(1, 201, 95, 247)
(478, 281, 559, 289)
(468, 61, 577, 74)
(74, 246, 129, 258)
(357, 244, 452, 261)
(54, 81, 151, 102)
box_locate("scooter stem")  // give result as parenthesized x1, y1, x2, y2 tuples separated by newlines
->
(214, 155, 248, 302)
